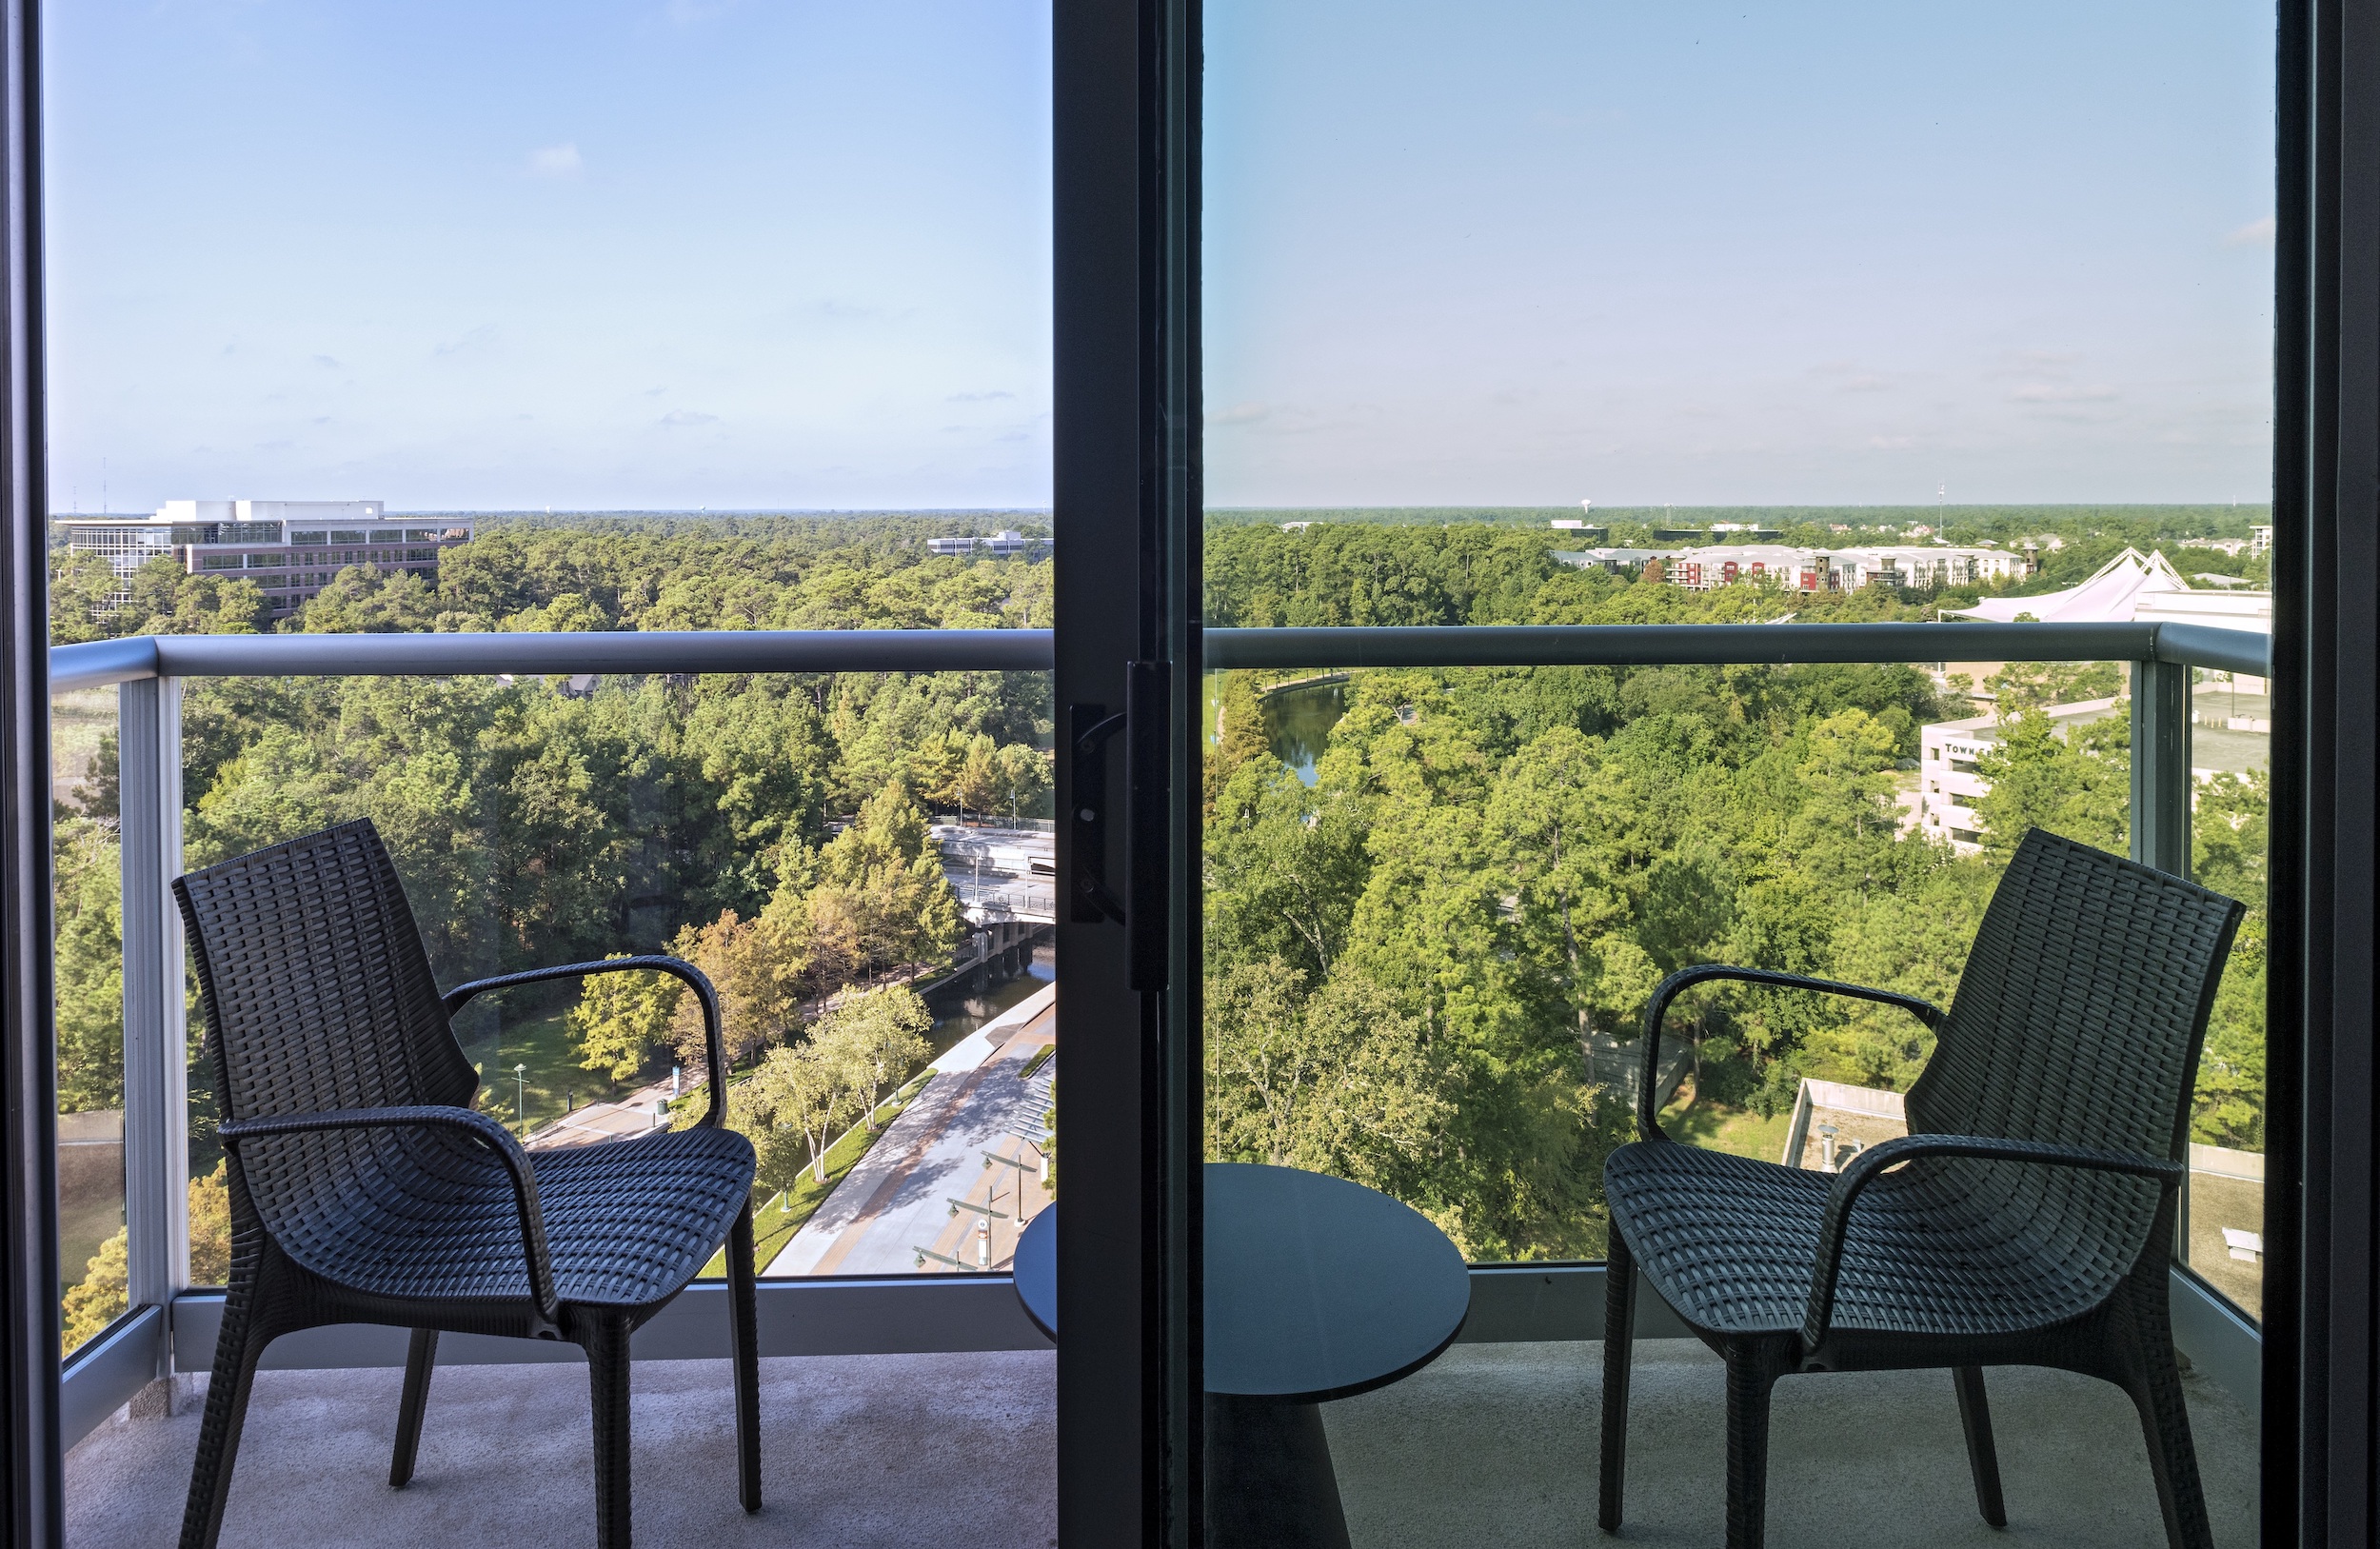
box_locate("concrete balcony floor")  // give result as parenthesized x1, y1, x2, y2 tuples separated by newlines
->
(65, 1340, 2256, 1547)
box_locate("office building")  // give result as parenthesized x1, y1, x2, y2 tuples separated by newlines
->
(924, 529, 1048, 559)
(59, 501, 470, 617)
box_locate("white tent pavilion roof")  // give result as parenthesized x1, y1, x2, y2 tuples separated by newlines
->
(1948, 546, 2193, 626)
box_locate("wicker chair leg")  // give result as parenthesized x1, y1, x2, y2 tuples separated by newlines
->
(1722, 1340, 1789, 1549)
(390, 1328, 439, 1487)
(178, 1267, 272, 1549)
(1952, 1364, 2008, 1527)
(1597, 1226, 1637, 1534)
(2119, 1329, 2215, 1549)
(727, 1201, 763, 1513)
(585, 1314, 636, 1549)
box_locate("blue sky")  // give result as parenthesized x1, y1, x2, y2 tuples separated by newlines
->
(1205, 0, 2277, 506)
(46, 1, 2271, 513)
(45, 0, 1054, 512)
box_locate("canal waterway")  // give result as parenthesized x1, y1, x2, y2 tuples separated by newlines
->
(1202, 673, 1350, 786)
(925, 943, 1055, 1057)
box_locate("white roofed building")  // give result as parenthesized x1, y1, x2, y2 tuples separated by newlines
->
(1946, 546, 2192, 625)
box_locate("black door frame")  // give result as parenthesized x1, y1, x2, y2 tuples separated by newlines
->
(0, 1, 2367, 1545)
(2270, 2, 2380, 1545)
(0, 0, 56, 1539)
(1052, 0, 1200, 1542)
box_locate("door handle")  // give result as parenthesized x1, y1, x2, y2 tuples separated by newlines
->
(1068, 665, 1171, 991)
(1070, 702, 1126, 924)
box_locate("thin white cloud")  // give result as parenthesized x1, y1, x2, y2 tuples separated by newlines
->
(659, 409, 720, 427)
(2225, 215, 2276, 246)
(2010, 384, 2119, 404)
(947, 390, 1015, 403)
(1208, 402, 1272, 427)
(526, 143, 583, 179)
(433, 325, 498, 359)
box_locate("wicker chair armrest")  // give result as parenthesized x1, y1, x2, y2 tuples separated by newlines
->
(443, 955, 729, 1129)
(218, 1103, 563, 1333)
(1800, 1131, 2185, 1351)
(1635, 965, 1941, 1139)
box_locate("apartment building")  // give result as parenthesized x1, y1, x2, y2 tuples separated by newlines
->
(1831, 545, 2031, 589)
(1913, 698, 2124, 853)
(60, 500, 470, 617)
(1552, 542, 2029, 594)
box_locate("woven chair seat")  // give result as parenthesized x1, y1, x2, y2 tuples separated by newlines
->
(248, 1123, 757, 1311)
(1604, 1138, 2152, 1340)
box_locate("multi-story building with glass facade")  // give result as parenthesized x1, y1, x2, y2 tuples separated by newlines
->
(58, 500, 471, 617)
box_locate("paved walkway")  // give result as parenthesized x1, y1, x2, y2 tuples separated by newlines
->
(768, 984, 1056, 1277)
(524, 1069, 693, 1152)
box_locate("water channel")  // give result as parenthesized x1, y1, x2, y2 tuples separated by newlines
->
(1203, 673, 1351, 786)
(924, 942, 1055, 1057)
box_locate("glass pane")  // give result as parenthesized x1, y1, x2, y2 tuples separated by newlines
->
(1203, 0, 2270, 1538)
(175, 663, 1054, 1285)
(53, 0, 1058, 1322)
(51, 683, 126, 1357)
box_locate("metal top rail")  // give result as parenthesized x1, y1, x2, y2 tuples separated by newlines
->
(48, 620, 2271, 694)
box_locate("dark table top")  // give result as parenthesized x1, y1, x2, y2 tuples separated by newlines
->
(1011, 1162, 1471, 1403)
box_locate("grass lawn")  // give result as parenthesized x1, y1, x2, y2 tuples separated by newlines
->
(1659, 1080, 1793, 1165)
(460, 1007, 638, 1139)
(697, 1073, 937, 1279)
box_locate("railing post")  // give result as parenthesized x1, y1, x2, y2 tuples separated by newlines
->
(2131, 656, 2191, 878)
(117, 676, 187, 1376)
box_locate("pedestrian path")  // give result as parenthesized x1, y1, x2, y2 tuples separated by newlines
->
(767, 983, 1056, 1277)
(522, 1069, 692, 1152)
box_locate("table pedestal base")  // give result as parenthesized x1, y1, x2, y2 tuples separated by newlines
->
(1205, 1393, 1352, 1549)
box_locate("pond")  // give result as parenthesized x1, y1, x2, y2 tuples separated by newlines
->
(1264, 682, 1347, 785)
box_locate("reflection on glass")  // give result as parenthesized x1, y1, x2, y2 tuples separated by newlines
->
(53, 685, 127, 1354)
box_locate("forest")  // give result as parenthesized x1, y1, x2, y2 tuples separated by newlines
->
(47, 512, 2267, 1335)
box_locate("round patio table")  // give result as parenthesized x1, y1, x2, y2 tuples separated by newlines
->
(1011, 1162, 1471, 1548)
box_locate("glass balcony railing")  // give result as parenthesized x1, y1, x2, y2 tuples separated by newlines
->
(1200, 619, 2269, 1393)
(51, 628, 1064, 1446)
(49, 617, 2265, 1488)
(152, 652, 1058, 1294)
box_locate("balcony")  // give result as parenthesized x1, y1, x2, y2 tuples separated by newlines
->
(63, 1336, 2261, 1546)
(43, 619, 2268, 1545)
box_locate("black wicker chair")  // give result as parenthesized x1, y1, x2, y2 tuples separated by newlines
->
(1598, 829, 2245, 1549)
(171, 820, 762, 1549)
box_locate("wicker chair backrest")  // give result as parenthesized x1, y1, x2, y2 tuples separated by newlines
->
(1906, 828, 2242, 1161)
(175, 820, 480, 1125)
